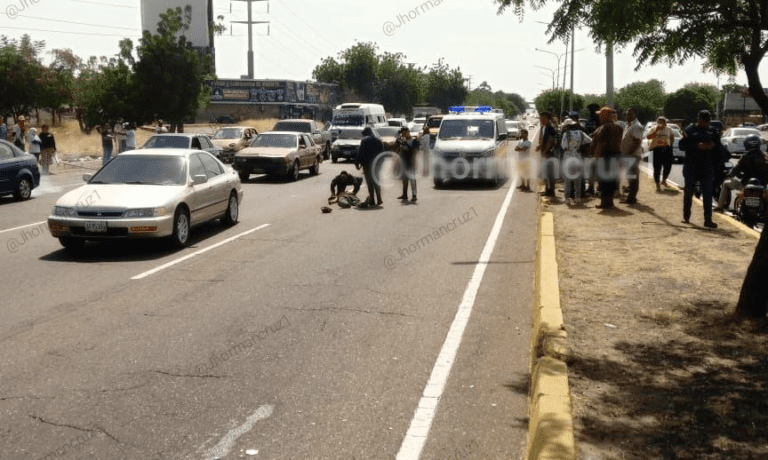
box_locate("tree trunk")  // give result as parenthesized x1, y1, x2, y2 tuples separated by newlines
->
(733, 57, 768, 320)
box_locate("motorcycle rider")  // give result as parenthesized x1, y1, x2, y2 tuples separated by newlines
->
(715, 134, 768, 212)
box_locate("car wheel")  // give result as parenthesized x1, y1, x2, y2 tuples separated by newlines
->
(239, 171, 250, 182)
(221, 192, 239, 226)
(14, 177, 32, 200)
(309, 157, 320, 175)
(288, 160, 300, 181)
(434, 178, 444, 188)
(171, 207, 191, 248)
(59, 237, 84, 250)
(331, 155, 338, 163)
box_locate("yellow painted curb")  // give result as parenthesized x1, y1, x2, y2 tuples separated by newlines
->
(527, 212, 576, 460)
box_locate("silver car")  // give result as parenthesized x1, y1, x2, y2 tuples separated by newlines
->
(48, 149, 243, 250)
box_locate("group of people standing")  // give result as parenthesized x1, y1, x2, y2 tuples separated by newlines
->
(1, 115, 57, 174)
(96, 118, 137, 166)
(329, 125, 431, 208)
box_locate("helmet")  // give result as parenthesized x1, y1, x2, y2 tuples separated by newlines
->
(744, 135, 762, 151)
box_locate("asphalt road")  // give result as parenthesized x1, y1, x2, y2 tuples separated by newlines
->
(0, 144, 536, 460)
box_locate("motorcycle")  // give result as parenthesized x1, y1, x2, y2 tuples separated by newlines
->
(694, 161, 734, 200)
(734, 177, 766, 228)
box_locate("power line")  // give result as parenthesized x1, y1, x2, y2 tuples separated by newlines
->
(272, 0, 339, 49)
(0, 25, 140, 38)
(0, 12, 138, 31)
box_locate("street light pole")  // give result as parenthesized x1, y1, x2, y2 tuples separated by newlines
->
(606, 41, 614, 107)
(569, 25, 575, 111)
(535, 48, 566, 90)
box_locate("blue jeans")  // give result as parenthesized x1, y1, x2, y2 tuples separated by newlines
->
(102, 141, 113, 166)
(684, 175, 713, 222)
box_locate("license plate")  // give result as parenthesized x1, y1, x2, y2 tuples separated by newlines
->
(85, 221, 107, 232)
(745, 197, 761, 207)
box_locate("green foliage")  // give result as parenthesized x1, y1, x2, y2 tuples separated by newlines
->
(0, 35, 46, 117)
(534, 89, 584, 115)
(506, 93, 528, 114)
(664, 87, 715, 122)
(614, 79, 666, 123)
(464, 85, 521, 118)
(423, 59, 467, 113)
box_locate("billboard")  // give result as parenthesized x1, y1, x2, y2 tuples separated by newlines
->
(205, 80, 340, 106)
(140, 0, 211, 48)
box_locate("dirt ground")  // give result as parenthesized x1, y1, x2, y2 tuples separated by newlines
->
(544, 171, 768, 460)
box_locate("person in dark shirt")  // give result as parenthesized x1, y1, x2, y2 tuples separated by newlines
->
(330, 170, 362, 196)
(584, 104, 600, 136)
(716, 135, 768, 212)
(537, 111, 558, 197)
(397, 126, 419, 202)
(589, 107, 623, 209)
(679, 110, 721, 228)
(356, 127, 385, 206)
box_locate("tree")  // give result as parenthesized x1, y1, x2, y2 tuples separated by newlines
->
(338, 42, 379, 102)
(582, 94, 608, 117)
(424, 59, 467, 113)
(494, 0, 768, 322)
(506, 93, 528, 115)
(0, 35, 47, 119)
(664, 87, 715, 123)
(376, 52, 423, 116)
(614, 79, 665, 123)
(534, 89, 584, 115)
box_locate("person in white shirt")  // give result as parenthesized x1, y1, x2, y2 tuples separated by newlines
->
(515, 129, 533, 191)
(28, 127, 41, 163)
(561, 119, 592, 204)
(114, 118, 126, 153)
(419, 125, 431, 176)
(124, 122, 137, 150)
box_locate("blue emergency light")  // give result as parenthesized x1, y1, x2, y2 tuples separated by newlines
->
(448, 105, 493, 114)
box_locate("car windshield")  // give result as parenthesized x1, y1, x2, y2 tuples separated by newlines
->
(388, 120, 402, 127)
(426, 118, 443, 128)
(273, 121, 311, 133)
(88, 155, 187, 185)
(332, 114, 365, 126)
(250, 134, 297, 148)
(213, 128, 243, 139)
(375, 127, 400, 137)
(338, 130, 364, 140)
(142, 136, 190, 149)
(439, 119, 495, 140)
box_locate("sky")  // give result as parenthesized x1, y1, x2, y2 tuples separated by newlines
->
(2, 0, 767, 105)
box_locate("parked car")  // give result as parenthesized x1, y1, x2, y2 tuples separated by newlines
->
(271, 119, 332, 160)
(721, 127, 767, 157)
(425, 114, 446, 147)
(330, 129, 365, 163)
(0, 139, 40, 201)
(233, 132, 322, 181)
(210, 126, 258, 163)
(387, 118, 407, 128)
(47, 149, 242, 249)
(373, 126, 401, 152)
(739, 122, 756, 128)
(505, 120, 520, 140)
(758, 124, 768, 131)
(409, 119, 425, 133)
(641, 125, 684, 162)
(142, 133, 224, 161)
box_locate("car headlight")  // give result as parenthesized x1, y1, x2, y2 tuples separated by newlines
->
(53, 206, 76, 217)
(123, 207, 167, 218)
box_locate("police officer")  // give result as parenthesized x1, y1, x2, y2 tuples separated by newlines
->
(679, 110, 722, 228)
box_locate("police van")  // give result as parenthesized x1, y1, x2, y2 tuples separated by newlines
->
(329, 103, 388, 142)
(431, 106, 509, 187)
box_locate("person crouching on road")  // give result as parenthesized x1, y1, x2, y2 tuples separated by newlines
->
(356, 127, 384, 206)
(515, 129, 533, 191)
(39, 124, 56, 174)
(397, 126, 418, 202)
(590, 107, 623, 209)
(330, 170, 363, 197)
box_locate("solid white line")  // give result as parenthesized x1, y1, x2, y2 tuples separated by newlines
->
(203, 405, 274, 460)
(396, 177, 519, 460)
(0, 221, 48, 235)
(131, 224, 270, 280)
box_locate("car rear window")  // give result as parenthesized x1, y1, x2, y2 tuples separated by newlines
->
(142, 136, 190, 149)
(273, 122, 311, 133)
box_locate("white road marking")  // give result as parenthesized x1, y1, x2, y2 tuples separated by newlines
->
(131, 224, 270, 280)
(395, 176, 519, 460)
(0, 221, 48, 235)
(203, 405, 274, 460)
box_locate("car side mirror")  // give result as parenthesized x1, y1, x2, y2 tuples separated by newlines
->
(83, 173, 93, 182)
(498, 133, 508, 141)
(192, 174, 208, 185)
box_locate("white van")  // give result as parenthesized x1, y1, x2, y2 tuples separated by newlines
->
(431, 106, 509, 187)
(329, 103, 388, 141)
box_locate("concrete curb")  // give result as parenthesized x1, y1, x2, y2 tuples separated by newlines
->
(526, 212, 576, 460)
(639, 165, 761, 239)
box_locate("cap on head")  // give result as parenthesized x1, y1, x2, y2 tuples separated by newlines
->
(400, 126, 410, 133)
(563, 119, 576, 126)
(569, 111, 579, 120)
(598, 106, 616, 123)
(18, 116, 25, 121)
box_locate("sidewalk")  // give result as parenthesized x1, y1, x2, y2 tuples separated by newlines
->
(544, 172, 768, 460)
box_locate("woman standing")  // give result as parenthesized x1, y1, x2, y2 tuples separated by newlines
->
(124, 122, 137, 151)
(647, 116, 675, 191)
(39, 125, 57, 175)
(99, 124, 114, 166)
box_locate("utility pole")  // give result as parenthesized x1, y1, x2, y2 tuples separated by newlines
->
(606, 41, 614, 107)
(231, 0, 270, 79)
(569, 25, 575, 111)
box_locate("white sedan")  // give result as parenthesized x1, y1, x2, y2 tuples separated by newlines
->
(48, 149, 243, 250)
(721, 127, 766, 157)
